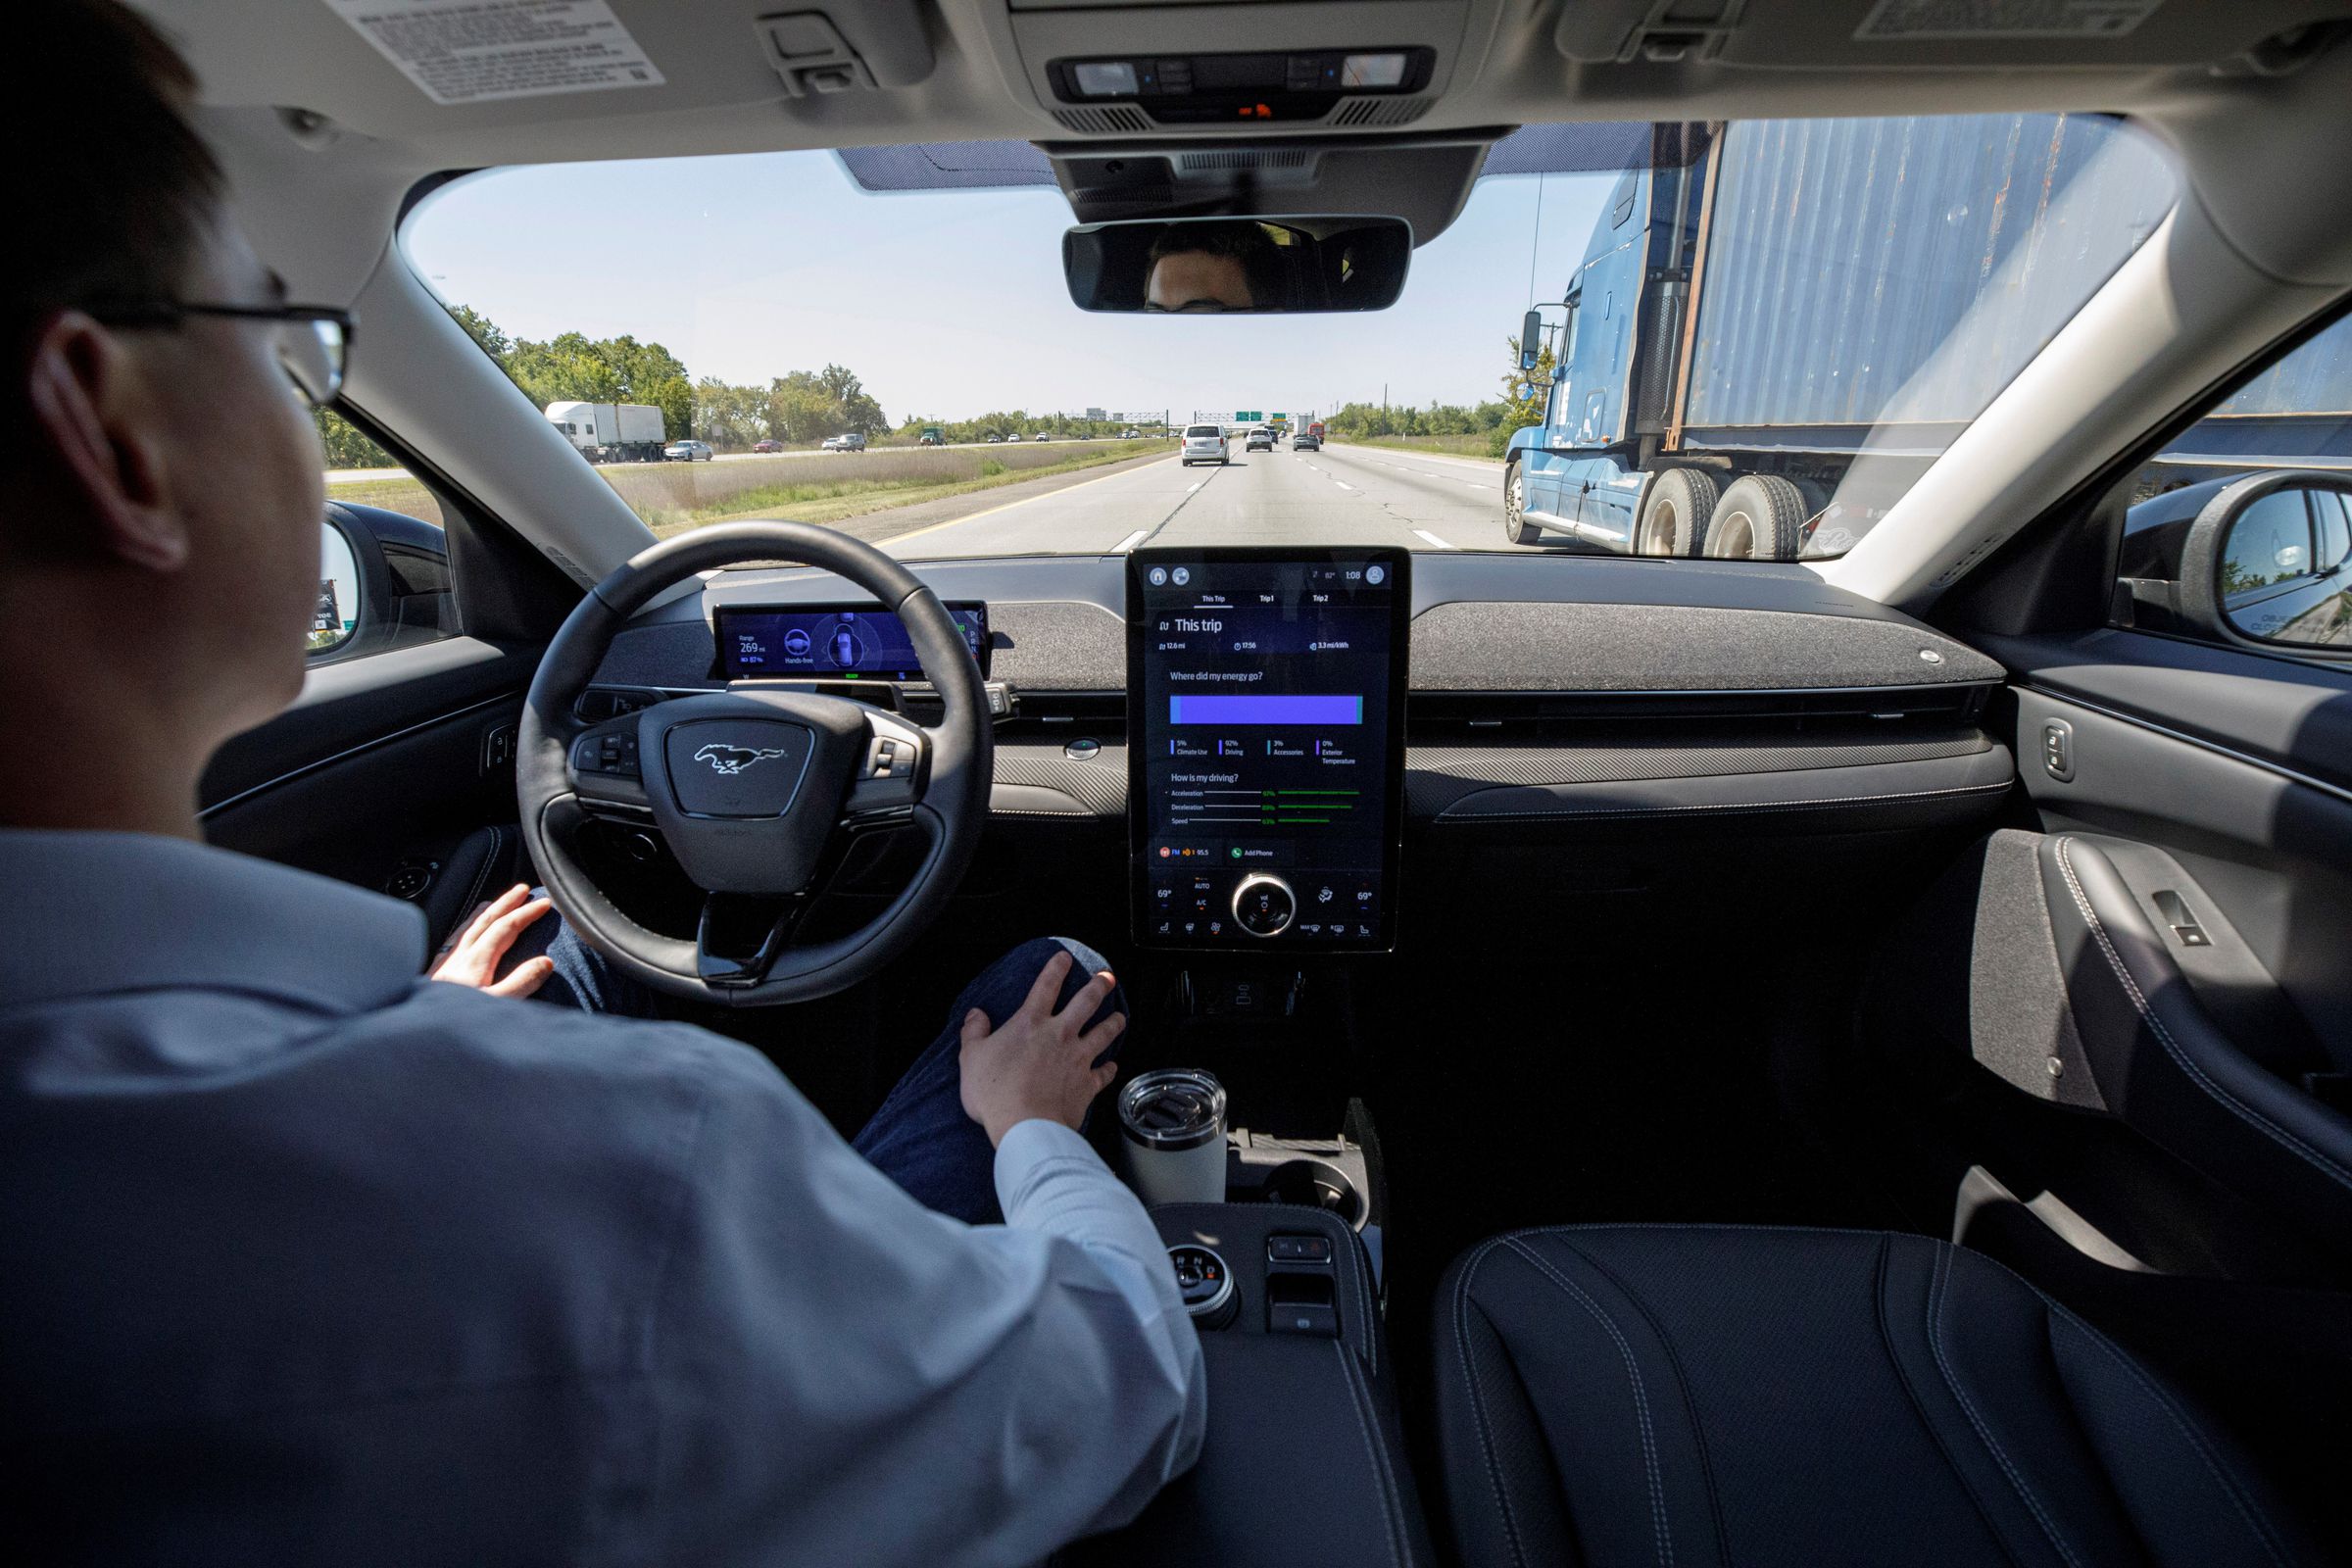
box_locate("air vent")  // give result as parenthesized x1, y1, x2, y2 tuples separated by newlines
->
(1174, 149, 1312, 172)
(1053, 105, 1152, 135)
(1328, 95, 1429, 128)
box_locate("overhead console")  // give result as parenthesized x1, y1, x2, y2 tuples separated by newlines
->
(1047, 46, 1435, 124)
(995, 0, 1492, 136)
(1129, 548, 1408, 952)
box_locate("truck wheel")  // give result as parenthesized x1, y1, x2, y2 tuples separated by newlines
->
(1502, 460, 1541, 545)
(1634, 467, 1720, 557)
(1703, 474, 1809, 562)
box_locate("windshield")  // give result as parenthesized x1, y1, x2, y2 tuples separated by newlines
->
(392, 114, 2176, 564)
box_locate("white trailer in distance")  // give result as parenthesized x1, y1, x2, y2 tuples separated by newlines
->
(543, 401, 666, 464)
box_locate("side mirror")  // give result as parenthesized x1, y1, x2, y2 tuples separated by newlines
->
(309, 502, 457, 665)
(311, 519, 364, 655)
(2180, 471, 2352, 650)
(1063, 215, 1411, 314)
(1520, 309, 1544, 371)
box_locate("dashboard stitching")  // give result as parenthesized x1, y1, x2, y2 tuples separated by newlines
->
(1436, 780, 2011, 820)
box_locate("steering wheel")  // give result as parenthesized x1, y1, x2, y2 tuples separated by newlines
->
(516, 522, 992, 1006)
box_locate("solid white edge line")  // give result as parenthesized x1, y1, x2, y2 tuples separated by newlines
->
(1412, 528, 1456, 550)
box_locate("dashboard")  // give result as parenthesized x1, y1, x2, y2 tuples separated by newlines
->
(1128, 549, 1408, 951)
(582, 554, 2017, 906)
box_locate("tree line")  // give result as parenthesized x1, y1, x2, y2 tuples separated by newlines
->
(1317, 333, 1554, 454)
(316, 302, 896, 466)
(312, 314, 1550, 468)
(693, 365, 889, 449)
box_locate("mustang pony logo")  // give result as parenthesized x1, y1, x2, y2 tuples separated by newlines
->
(694, 742, 792, 775)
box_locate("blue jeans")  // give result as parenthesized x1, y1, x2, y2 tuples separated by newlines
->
(509, 915, 1125, 1226)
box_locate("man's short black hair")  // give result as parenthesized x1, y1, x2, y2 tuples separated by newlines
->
(1145, 221, 1291, 310)
(10, 0, 222, 318)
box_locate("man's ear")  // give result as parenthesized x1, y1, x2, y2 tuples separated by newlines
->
(22, 311, 188, 572)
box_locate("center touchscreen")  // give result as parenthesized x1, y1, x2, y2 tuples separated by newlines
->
(1129, 548, 1407, 950)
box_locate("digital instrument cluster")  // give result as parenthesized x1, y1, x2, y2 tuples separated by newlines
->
(712, 602, 990, 682)
(1128, 549, 1407, 951)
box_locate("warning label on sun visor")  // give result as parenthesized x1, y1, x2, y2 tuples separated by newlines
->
(326, 0, 665, 105)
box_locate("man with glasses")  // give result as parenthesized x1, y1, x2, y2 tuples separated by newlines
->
(0, 3, 1201, 1561)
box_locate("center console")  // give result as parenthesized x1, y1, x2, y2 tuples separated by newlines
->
(1058, 1202, 1431, 1567)
(1128, 548, 1408, 951)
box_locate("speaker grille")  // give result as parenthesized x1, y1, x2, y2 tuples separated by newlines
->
(1175, 149, 1313, 172)
(1329, 96, 1430, 127)
(1052, 105, 1152, 135)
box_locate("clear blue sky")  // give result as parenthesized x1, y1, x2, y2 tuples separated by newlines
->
(404, 149, 1611, 424)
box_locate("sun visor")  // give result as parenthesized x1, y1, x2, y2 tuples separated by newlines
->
(836, 142, 1056, 192)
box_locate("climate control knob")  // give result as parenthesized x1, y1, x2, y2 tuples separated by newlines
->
(1232, 873, 1297, 938)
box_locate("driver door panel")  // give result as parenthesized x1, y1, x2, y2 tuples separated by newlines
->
(201, 636, 538, 904)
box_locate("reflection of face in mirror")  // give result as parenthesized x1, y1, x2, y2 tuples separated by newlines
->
(1148, 250, 1252, 313)
(1145, 223, 1284, 314)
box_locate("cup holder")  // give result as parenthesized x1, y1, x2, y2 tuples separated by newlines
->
(1260, 1158, 1364, 1229)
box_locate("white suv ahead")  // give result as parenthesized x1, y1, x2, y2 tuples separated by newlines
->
(1181, 424, 1228, 466)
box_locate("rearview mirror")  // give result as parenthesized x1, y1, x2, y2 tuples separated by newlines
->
(1521, 309, 1544, 371)
(2180, 472, 2352, 650)
(1062, 216, 1411, 314)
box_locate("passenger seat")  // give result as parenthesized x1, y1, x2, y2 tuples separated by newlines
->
(1433, 1225, 2314, 1567)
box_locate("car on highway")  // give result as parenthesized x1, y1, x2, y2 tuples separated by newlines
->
(820, 433, 867, 454)
(983, 432, 1003, 443)
(1181, 423, 1229, 466)
(59, 5, 2352, 1564)
(1122, 427, 1142, 439)
(752, 438, 783, 454)
(662, 439, 712, 462)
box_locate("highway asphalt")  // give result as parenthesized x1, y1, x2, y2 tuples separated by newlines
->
(872, 441, 1547, 560)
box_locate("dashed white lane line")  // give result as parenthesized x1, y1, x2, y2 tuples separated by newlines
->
(1412, 528, 1457, 550)
(1464, 481, 1496, 490)
(1112, 528, 1151, 553)
(1186, 481, 1203, 492)
(1333, 480, 1354, 490)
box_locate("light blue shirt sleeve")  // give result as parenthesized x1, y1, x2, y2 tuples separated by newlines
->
(627, 1030, 1207, 1567)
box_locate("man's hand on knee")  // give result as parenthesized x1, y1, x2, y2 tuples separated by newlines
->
(957, 951, 1124, 1147)
(428, 884, 555, 999)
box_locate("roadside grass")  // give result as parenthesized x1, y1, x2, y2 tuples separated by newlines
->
(642, 441, 1162, 536)
(324, 476, 448, 526)
(1338, 432, 1504, 460)
(320, 438, 1168, 536)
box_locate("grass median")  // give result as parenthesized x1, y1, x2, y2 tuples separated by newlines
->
(322, 439, 1173, 537)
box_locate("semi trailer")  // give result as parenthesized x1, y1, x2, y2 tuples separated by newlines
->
(543, 401, 667, 464)
(1502, 115, 2180, 559)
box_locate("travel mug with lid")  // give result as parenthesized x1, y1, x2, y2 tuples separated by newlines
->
(1117, 1068, 1229, 1206)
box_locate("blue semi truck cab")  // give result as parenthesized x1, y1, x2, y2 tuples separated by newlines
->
(1502, 115, 2178, 560)
(1506, 128, 1709, 555)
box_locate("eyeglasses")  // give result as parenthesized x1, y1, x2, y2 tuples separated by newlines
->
(87, 301, 353, 407)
